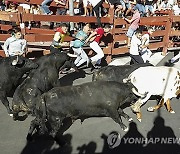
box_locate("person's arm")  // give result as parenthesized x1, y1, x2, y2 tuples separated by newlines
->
(3, 39, 10, 57)
(85, 31, 97, 43)
(141, 37, 149, 48)
(54, 0, 66, 6)
(20, 39, 27, 56)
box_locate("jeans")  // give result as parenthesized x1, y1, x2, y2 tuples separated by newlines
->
(135, 4, 146, 17)
(41, 0, 53, 14)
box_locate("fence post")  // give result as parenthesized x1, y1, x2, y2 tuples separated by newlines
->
(162, 10, 173, 56)
(105, 7, 114, 63)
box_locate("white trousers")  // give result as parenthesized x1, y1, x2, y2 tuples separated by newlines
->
(90, 41, 104, 63)
(72, 47, 89, 67)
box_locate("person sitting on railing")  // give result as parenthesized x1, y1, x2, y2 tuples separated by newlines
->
(40, 0, 53, 15)
(159, 0, 171, 10)
(133, 0, 146, 16)
(87, 0, 105, 27)
(120, 0, 132, 17)
(55, 0, 67, 15)
(153, 0, 161, 12)
(50, 23, 70, 53)
(29, 4, 41, 29)
(123, 6, 141, 47)
(172, 0, 180, 15)
(145, 0, 155, 16)
(5, 1, 18, 13)
(3, 27, 27, 57)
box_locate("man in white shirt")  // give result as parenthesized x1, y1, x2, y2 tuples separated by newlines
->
(3, 27, 27, 57)
(129, 29, 144, 64)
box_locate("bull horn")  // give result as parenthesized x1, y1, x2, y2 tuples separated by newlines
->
(67, 53, 77, 58)
(132, 88, 145, 97)
(12, 56, 19, 66)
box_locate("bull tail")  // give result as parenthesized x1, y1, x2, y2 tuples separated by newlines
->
(132, 87, 146, 98)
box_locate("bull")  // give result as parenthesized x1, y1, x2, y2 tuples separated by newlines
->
(0, 56, 38, 115)
(92, 63, 153, 82)
(123, 66, 180, 121)
(12, 52, 76, 119)
(12, 81, 139, 142)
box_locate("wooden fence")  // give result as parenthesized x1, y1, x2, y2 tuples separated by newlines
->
(0, 0, 180, 63)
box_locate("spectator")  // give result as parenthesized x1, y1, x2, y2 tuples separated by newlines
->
(55, 0, 67, 15)
(134, 0, 146, 16)
(129, 29, 144, 64)
(87, 0, 104, 27)
(40, 0, 53, 15)
(5, 1, 18, 12)
(0, 0, 5, 11)
(120, 0, 132, 17)
(173, 0, 180, 15)
(50, 23, 69, 53)
(140, 27, 154, 63)
(85, 24, 111, 67)
(123, 7, 141, 47)
(159, 0, 171, 10)
(145, 0, 154, 16)
(153, 0, 162, 11)
(82, 0, 92, 16)
(29, 4, 41, 28)
(71, 23, 91, 68)
(3, 27, 27, 57)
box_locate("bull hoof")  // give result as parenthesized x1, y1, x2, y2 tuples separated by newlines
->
(137, 118, 142, 122)
(170, 110, 175, 114)
(128, 118, 133, 122)
(9, 113, 13, 117)
(26, 134, 33, 142)
(123, 127, 129, 132)
(147, 106, 155, 112)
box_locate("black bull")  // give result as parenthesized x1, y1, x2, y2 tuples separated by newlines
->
(15, 81, 139, 141)
(0, 56, 38, 115)
(12, 52, 76, 117)
(92, 63, 153, 82)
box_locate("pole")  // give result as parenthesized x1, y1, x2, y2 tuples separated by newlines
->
(69, 0, 74, 32)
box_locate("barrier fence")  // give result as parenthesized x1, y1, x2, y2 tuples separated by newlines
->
(0, 0, 179, 63)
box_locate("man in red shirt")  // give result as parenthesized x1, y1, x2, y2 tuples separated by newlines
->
(86, 24, 111, 67)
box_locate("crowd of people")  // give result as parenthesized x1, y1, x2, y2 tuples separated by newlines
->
(0, 0, 180, 72)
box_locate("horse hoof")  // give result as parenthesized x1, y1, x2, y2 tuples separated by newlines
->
(147, 106, 155, 112)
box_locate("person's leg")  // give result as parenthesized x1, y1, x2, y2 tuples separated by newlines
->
(130, 55, 144, 64)
(126, 28, 135, 47)
(93, 0, 103, 27)
(73, 48, 82, 65)
(90, 41, 104, 63)
(75, 48, 89, 67)
(41, 0, 52, 14)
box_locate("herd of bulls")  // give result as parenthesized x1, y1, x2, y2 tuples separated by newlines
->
(0, 52, 180, 145)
